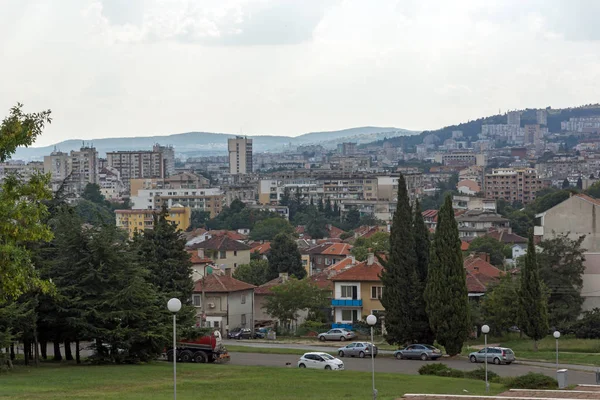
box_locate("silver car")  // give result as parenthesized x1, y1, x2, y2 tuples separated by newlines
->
(394, 344, 442, 360)
(317, 328, 356, 342)
(337, 342, 378, 358)
(469, 347, 515, 365)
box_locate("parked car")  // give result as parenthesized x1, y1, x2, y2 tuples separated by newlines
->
(394, 344, 442, 361)
(254, 327, 271, 339)
(297, 352, 345, 370)
(469, 347, 515, 365)
(317, 328, 356, 342)
(227, 327, 252, 340)
(337, 342, 378, 358)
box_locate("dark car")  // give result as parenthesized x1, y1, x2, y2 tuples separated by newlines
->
(227, 327, 252, 340)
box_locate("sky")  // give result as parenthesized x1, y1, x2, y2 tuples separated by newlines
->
(2, 0, 600, 147)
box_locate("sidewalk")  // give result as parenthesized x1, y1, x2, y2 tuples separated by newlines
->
(515, 359, 600, 373)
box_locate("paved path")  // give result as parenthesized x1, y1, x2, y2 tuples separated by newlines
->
(227, 352, 598, 384)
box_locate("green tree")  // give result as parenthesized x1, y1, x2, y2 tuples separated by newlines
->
(81, 183, 105, 204)
(0, 104, 53, 302)
(324, 198, 332, 217)
(268, 233, 306, 280)
(424, 195, 470, 356)
(279, 187, 291, 206)
(344, 209, 360, 228)
(233, 260, 270, 286)
(481, 275, 520, 335)
(562, 178, 570, 189)
(263, 278, 328, 330)
(74, 199, 114, 226)
(468, 236, 510, 267)
(380, 174, 420, 345)
(576, 177, 583, 190)
(537, 234, 586, 329)
(585, 181, 600, 198)
(189, 210, 211, 230)
(413, 199, 434, 344)
(350, 232, 390, 261)
(249, 217, 293, 241)
(518, 230, 549, 351)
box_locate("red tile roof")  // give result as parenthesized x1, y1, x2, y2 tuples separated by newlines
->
(255, 275, 287, 295)
(321, 243, 352, 256)
(187, 250, 214, 264)
(188, 235, 251, 251)
(326, 225, 345, 239)
(486, 229, 527, 244)
(422, 209, 438, 220)
(575, 193, 600, 206)
(207, 230, 247, 241)
(193, 274, 255, 293)
(310, 271, 334, 290)
(250, 242, 271, 255)
(461, 241, 470, 251)
(464, 255, 503, 278)
(331, 259, 383, 282)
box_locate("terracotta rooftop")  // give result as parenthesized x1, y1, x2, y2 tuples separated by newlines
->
(457, 179, 481, 192)
(327, 257, 356, 273)
(326, 224, 345, 239)
(309, 271, 334, 290)
(486, 229, 527, 244)
(321, 243, 353, 256)
(188, 235, 251, 251)
(461, 241, 470, 251)
(187, 250, 213, 264)
(464, 254, 503, 278)
(250, 242, 271, 255)
(422, 209, 438, 220)
(255, 275, 288, 295)
(331, 259, 383, 282)
(207, 230, 247, 241)
(193, 274, 255, 293)
(182, 228, 208, 241)
(576, 193, 600, 206)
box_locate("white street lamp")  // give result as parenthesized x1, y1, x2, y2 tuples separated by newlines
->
(553, 331, 560, 371)
(481, 324, 490, 392)
(168, 298, 182, 400)
(366, 314, 378, 400)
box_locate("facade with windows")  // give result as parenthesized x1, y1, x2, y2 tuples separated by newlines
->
(330, 255, 384, 324)
(187, 235, 251, 271)
(115, 205, 191, 237)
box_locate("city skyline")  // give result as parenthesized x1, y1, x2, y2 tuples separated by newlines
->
(3, 0, 600, 146)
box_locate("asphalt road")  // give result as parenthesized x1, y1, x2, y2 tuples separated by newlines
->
(228, 352, 598, 384)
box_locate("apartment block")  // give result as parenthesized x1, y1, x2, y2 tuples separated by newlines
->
(130, 172, 210, 197)
(484, 168, 546, 204)
(106, 144, 175, 192)
(228, 136, 253, 174)
(130, 187, 223, 217)
(115, 205, 191, 237)
(561, 116, 600, 133)
(43, 146, 99, 193)
(434, 151, 486, 167)
(0, 161, 44, 182)
(337, 142, 357, 156)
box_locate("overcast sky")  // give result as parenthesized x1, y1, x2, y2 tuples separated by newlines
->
(2, 0, 600, 147)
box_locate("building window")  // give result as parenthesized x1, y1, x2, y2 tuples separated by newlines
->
(214, 321, 219, 328)
(341, 309, 358, 322)
(220, 251, 226, 259)
(371, 286, 383, 300)
(234, 251, 238, 256)
(192, 294, 201, 307)
(341, 285, 353, 298)
(241, 294, 246, 304)
(241, 314, 246, 325)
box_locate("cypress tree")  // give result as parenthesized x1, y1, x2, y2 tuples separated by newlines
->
(518, 230, 549, 351)
(380, 174, 419, 345)
(424, 194, 470, 356)
(268, 233, 306, 280)
(412, 199, 434, 344)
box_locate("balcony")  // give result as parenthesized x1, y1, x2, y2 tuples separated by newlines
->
(331, 299, 362, 307)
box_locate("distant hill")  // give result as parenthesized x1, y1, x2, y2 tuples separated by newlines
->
(364, 104, 600, 151)
(12, 127, 418, 160)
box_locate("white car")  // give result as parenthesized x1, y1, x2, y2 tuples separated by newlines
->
(297, 352, 345, 370)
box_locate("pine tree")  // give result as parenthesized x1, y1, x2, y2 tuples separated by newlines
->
(133, 205, 195, 328)
(518, 230, 549, 351)
(412, 199, 434, 344)
(324, 198, 332, 217)
(268, 233, 305, 280)
(424, 194, 470, 356)
(577, 177, 583, 190)
(317, 198, 324, 212)
(379, 174, 419, 345)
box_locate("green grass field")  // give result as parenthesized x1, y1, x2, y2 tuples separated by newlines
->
(0, 362, 503, 400)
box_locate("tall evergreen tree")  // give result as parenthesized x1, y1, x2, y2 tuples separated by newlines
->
(379, 174, 419, 345)
(412, 199, 434, 344)
(518, 230, 549, 351)
(424, 195, 470, 356)
(268, 233, 305, 280)
(317, 198, 324, 212)
(133, 205, 195, 327)
(324, 198, 332, 217)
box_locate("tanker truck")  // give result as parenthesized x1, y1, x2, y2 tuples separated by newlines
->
(165, 330, 230, 363)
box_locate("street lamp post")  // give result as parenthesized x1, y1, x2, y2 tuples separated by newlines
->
(167, 298, 182, 400)
(366, 314, 378, 400)
(481, 324, 490, 393)
(554, 331, 560, 371)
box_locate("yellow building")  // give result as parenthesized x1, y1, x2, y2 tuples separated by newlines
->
(115, 205, 191, 237)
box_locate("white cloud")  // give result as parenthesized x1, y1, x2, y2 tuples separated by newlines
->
(1, 0, 600, 146)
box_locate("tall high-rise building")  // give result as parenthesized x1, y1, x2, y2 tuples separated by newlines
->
(536, 109, 548, 126)
(484, 167, 546, 204)
(106, 144, 175, 192)
(43, 145, 99, 193)
(228, 136, 253, 174)
(507, 111, 521, 126)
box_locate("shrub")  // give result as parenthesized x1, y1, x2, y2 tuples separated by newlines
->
(572, 308, 600, 339)
(501, 373, 558, 389)
(464, 367, 499, 381)
(418, 363, 464, 378)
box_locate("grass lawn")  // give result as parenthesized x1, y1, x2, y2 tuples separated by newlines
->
(463, 334, 600, 366)
(0, 362, 503, 400)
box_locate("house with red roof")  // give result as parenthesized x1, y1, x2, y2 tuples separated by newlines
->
(188, 235, 251, 271)
(187, 250, 216, 280)
(303, 242, 353, 275)
(330, 254, 384, 324)
(464, 253, 504, 298)
(253, 273, 309, 329)
(249, 241, 271, 260)
(193, 270, 256, 333)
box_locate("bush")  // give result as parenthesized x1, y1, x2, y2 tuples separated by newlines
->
(500, 373, 558, 389)
(464, 367, 499, 381)
(572, 308, 600, 339)
(418, 363, 464, 378)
